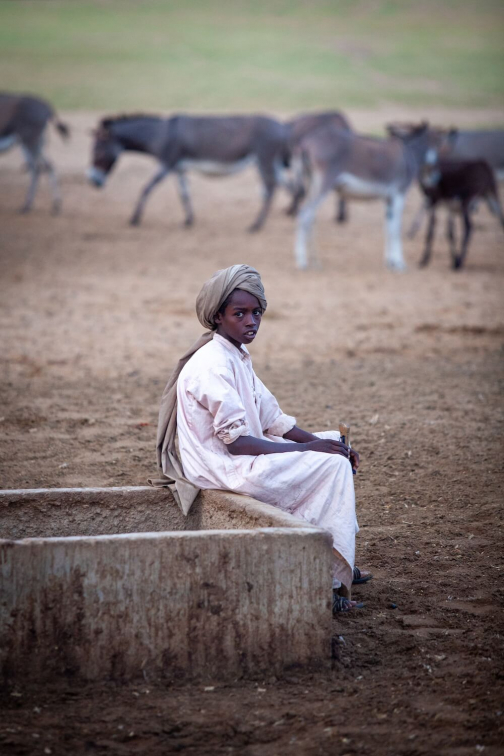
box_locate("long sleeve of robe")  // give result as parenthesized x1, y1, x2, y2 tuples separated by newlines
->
(177, 333, 358, 593)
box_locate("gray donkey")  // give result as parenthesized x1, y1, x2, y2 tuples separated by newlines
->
(284, 110, 353, 221)
(88, 113, 289, 231)
(0, 93, 69, 213)
(293, 122, 442, 270)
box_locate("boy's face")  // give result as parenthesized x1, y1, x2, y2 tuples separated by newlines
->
(214, 290, 263, 349)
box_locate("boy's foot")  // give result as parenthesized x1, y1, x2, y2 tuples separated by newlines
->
(332, 594, 364, 615)
(352, 566, 373, 585)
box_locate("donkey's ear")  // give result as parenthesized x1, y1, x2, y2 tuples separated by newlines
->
(448, 127, 458, 141)
(385, 122, 399, 136)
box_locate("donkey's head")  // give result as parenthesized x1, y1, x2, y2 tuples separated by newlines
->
(386, 121, 428, 140)
(87, 119, 123, 187)
(386, 121, 447, 168)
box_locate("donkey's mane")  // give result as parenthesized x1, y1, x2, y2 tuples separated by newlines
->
(100, 113, 163, 129)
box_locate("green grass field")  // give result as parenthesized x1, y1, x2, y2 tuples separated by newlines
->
(0, 0, 503, 113)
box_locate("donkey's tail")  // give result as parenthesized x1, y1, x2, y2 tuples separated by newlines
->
(52, 115, 70, 140)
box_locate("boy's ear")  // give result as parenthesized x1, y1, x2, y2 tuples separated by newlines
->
(214, 313, 222, 325)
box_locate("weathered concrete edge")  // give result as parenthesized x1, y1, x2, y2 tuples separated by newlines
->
(0, 526, 328, 547)
(0, 486, 311, 533)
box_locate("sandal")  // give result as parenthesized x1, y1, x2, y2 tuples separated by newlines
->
(332, 593, 364, 615)
(352, 566, 373, 585)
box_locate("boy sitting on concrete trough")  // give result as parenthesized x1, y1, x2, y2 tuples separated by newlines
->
(153, 264, 370, 612)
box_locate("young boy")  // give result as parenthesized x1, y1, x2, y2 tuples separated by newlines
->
(154, 264, 368, 612)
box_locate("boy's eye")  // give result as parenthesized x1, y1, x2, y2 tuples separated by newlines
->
(253, 310, 262, 316)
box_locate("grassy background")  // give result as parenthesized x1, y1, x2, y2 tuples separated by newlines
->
(0, 0, 503, 113)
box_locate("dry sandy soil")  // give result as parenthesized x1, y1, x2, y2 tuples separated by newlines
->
(0, 110, 503, 755)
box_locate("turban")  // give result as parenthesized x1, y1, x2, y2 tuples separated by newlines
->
(150, 265, 267, 514)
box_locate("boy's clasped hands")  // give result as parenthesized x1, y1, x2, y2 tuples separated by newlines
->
(303, 438, 360, 471)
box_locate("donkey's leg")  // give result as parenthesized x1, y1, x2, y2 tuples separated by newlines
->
(447, 211, 458, 266)
(384, 193, 406, 271)
(335, 194, 347, 224)
(407, 199, 428, 239)
(249, 156, 279, 232)
(20, 147, 41, 213)
(130, 166, 170, 226)
(453, 207, 472, 270)
(41, 156, 62, 215)
(294, 172, 329, 270)
(285, 184, 305, 216)
(486, 191, 504, 230)
(419, 207, 436, 267)
(176, 171, 194, 227)
(285, 154, 307, 216)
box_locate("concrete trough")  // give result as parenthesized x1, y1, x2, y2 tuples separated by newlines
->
(0, 487, 333, 683)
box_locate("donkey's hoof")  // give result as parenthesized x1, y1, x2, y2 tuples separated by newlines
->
(387, 261, 407, 272)
(183, 218, 194, 228)
(247, 224, 261, 233)
(129, 216, 141, 227)
(19, 206, 31, 215)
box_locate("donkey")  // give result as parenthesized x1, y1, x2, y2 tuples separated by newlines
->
(293, 121, 440, 270)
(405, 127, 504, 238)
(418, 158, 504, 270)
(87, 113, 289, 231)
(284, 110, 352, 221)
(0, 93, 69, 213)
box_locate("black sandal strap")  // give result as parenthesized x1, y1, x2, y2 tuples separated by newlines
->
(332, 594, 352, 614)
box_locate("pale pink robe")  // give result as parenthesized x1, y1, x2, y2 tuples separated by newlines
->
(177, 333, 358, 591)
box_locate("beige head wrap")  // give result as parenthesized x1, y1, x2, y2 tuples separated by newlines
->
(150, 264, 267, 514)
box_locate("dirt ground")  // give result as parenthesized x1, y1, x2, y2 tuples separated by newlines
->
(1, 109, 503, 755)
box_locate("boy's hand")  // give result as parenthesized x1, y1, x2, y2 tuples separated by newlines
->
(304, 439, 360, 469)
(305, 439, 350, 458)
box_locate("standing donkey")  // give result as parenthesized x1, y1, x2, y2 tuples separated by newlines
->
(0, 93, 69, 214)
(284, 110, 353, 221)
(406, 126, 504, 238)
(88, 113, 289, 231)
(417, 158, 504, 270)
(293, 122, 440, 270)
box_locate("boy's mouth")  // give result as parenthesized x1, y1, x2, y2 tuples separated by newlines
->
(244, 330, 257, 339)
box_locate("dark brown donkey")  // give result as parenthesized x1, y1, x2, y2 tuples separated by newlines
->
(0, 93, 69, 213)
(418, 159, 504, 270)
(404, 126, 504, 238)
(88, 114, 289, 231)
(284, 110, 353, 222)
